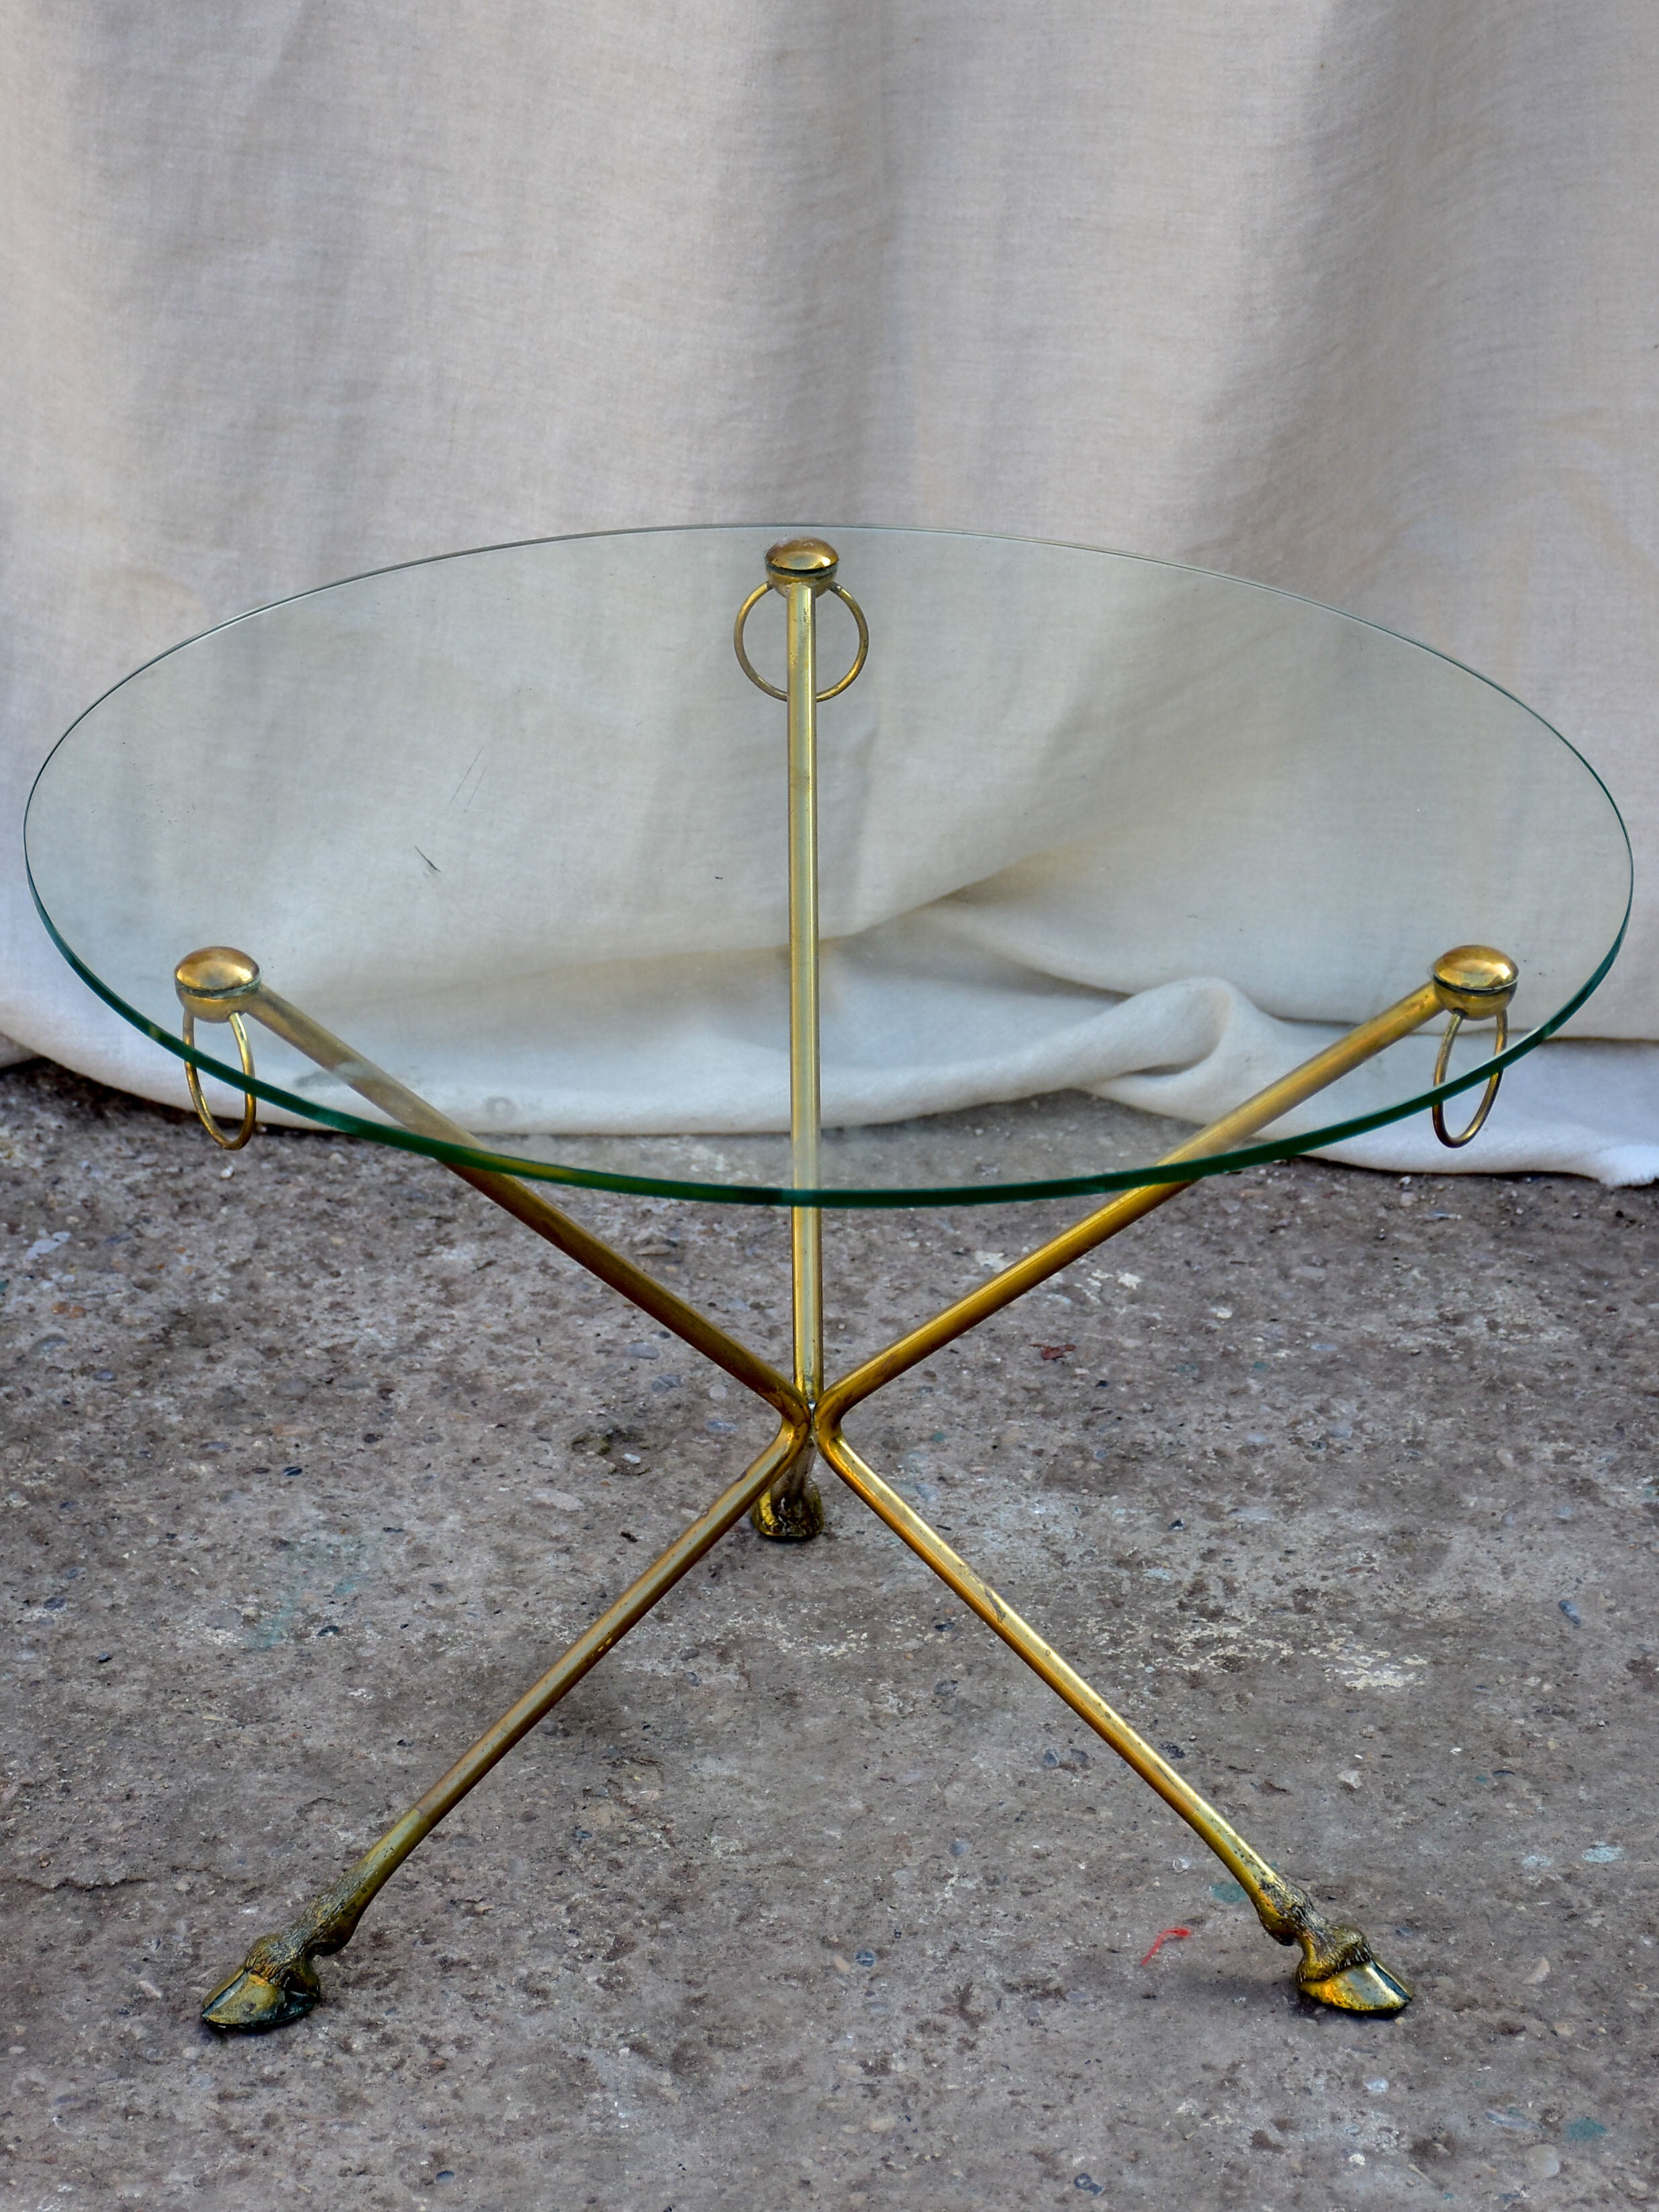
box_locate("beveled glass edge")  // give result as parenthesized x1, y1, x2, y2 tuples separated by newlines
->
(26, 868, 1629, 1209)
(23, 523, 1634, 1210)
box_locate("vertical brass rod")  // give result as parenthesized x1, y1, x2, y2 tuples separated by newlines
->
(735, 534, 869, 1540)
(784, 573, 823, 1400)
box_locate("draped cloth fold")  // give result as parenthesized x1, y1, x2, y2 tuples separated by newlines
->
(4, 7, 1655, 1180)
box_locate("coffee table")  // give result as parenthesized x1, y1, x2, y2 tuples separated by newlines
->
(25, 526, 1629, 2033)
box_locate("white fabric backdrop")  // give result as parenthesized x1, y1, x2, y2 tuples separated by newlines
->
(3, 4, 1656, 1178)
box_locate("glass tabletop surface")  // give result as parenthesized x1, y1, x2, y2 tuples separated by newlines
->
(26, 526, 1629, 1207)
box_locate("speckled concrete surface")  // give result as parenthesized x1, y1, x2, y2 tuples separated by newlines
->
(1, 1059, 1656, 2211)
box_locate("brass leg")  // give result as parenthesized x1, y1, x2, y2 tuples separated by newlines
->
(173, 950, 828, 2029)
(202, 1418, 810, 2030)
(800, 962, 1525, 2019)
(816, 1426, 1409, 2014)
(171, 949, 803, 1428)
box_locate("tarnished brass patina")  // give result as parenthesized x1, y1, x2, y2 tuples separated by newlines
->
(184, 544, 1516, 2033)
(173, 943, 263, 1014)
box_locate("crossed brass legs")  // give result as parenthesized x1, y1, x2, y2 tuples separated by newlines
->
(183, 943, 1517, 2030)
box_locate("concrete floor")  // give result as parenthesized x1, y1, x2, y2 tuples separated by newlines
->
(1, 1058, 1655, 2210)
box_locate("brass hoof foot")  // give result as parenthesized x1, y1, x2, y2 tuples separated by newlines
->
(1290, 1915, 1413, 2015)
(201, 1958, 319, 2032)
(1255, 1876, 1413, 2017)
(201, 1909, 339, 2031)
(1298, 1953, 1413, 2015)
(750, 1478, 824, 1542)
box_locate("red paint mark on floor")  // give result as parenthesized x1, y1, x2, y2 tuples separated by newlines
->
(1139, 1925, 1192, 1966)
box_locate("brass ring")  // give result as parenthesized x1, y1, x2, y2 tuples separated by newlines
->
(734, 582, 869, 702)
(182, 1008, 256, 1150)
(1430, 1007, 1507, 1149)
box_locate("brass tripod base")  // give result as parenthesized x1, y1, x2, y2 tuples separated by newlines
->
(179, 941, 1516, 2035)
(174, 544, 1511, 2042)
(199, 1419, 1417, 2034)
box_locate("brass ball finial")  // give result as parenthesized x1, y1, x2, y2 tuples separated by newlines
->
(1429, 945, 1519, 1020)
(765, 537, 839, 592)
(174, 946, 261, 1020)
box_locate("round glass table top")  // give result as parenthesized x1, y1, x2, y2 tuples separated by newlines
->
(26, 526, 1629, 1207)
